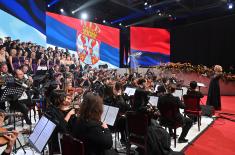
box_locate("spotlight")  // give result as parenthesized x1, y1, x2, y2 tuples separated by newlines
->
(144, 2, 148, 6)
(48, 4, 50, 7)
(72, 11, 75, 14)
(149, 5, 152, 8)
(81, 12, 88, 20)
(168, 14, 172, 17)
(228, 3, 233, 9)
(60, 8, 64, 13)
(103, 20, 106, 23)
(119, 23, 122, 26)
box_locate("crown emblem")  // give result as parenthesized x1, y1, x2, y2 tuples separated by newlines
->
(81, 20, 100, 39)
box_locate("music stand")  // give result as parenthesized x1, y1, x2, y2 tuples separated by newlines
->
(0, 86, 26, 154)
(29, 115, 56, 153)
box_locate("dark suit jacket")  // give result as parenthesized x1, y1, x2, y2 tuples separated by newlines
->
(72, 119, 113, 155)
(157, 94, 185, 125)
(133, 88, 150, 113)
(187, 89, 204, 98)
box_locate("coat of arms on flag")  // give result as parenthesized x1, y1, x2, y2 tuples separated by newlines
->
(76, 21, 100, 65)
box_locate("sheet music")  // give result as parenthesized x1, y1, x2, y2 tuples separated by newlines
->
(197, 82, 206, 87)
(29, 116, 48, 144)
(34, 120, 56, 152)
(173, 89, 183, 99)
(29, 116, 56, 152)
(124, 87, 131, 95)
(101, 105, 109, 122)
(128, 88, 136, 96)
(104, 106, 119, 126)
(149, 96, 159, 106)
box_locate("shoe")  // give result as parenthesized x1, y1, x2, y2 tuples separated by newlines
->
(120, 139, 127, 145)
(170, 133, 179, 138)
(178, 138, 188, 143)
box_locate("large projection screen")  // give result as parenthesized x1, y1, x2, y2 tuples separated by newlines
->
(130, 26, 170, 67)
(46, 12, 120, 68)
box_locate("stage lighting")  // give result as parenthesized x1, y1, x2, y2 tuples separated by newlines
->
(72, 11, 75, 14)
(103, 20, 106, 23)
(60, 8, 64, 13)
(144, 2, 148, 6)
(48, 4, 50, 7)
(228, 3, 233, 9)
(81, 12, 88, 20)
(149, 5, 152, 8)
(119, 23, 122, 26)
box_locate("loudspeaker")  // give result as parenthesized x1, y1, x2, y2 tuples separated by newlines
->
(201, 105, 215, 117)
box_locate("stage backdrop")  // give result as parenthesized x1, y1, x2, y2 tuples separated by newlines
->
(0, 0, 46, 46)
(130, 27, 170, 67)
(46, 12, 120, 68)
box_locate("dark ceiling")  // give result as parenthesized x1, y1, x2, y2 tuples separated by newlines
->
(46, 0, 235, 28)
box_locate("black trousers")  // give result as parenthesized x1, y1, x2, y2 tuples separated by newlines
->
(168, 117, 193, 139)
(179, 117, 193, 139)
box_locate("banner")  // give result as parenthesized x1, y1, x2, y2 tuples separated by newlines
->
(46, 12, 120, 68)
(130, 26, 170, 67)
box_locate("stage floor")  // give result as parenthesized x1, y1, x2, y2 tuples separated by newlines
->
(1, 96, 234, 155)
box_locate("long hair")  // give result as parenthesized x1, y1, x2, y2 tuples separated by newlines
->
(79, 92, 103, 122)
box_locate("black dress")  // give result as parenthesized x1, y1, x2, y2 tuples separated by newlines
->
(72, 119, 113, 155)
(206, 74, 222, 110)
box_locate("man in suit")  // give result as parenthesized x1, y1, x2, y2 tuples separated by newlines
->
(158, 84, 193, 143)
(187, 81, 204, 98)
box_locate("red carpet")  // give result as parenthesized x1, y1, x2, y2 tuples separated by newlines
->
(184, 96, 235, 155)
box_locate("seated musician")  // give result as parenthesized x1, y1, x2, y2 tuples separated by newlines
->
(12, 69, 32, 125)
(47, 90, 77, 154)
(0, 110, 19, 155)
(132, 78, 150, 112)
(187, 81, 204, 98)
(157, 84, 193, 143)
(72, 92, 115, 155)
(186, 81, 204, 122)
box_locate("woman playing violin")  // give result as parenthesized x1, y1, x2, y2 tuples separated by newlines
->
(0, 110, 19, 155)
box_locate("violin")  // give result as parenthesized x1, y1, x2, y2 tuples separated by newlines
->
(0, 128, 30, 146)
(67, 87, 83, 95)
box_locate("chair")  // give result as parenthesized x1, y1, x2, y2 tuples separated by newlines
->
(158, 102, 181, 148)
(183, 95, 202, 131)
(126, 111, 148, 155)
(60, 134, 85, 155)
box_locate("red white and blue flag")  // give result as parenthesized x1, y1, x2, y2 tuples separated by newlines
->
(130, 26, 170, 67)
(46, 12, 120, 67)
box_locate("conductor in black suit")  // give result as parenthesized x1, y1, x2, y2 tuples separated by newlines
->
(158, 84, 193, 143)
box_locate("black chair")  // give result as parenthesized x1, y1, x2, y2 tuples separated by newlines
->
(60, 134, 85, 155)
(159, 103, 181, 148)
(126, 111, 148, 155)
(183, 95, 202, 131)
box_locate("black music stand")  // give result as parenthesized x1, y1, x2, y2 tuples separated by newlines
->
(0, 86, 26, 154)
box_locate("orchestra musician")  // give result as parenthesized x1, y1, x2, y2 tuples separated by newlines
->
(12, 69, 32, 125)
(157, 84, 193, 143)
(47, 89, 77, 154)
(72, 92, 115, 155)
(187, 81, 204, 98)
(0, 110, 19, 155)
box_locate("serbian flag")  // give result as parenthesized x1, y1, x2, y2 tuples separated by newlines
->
(130, 26, 170, 67)
(46, 12, 120, 67)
